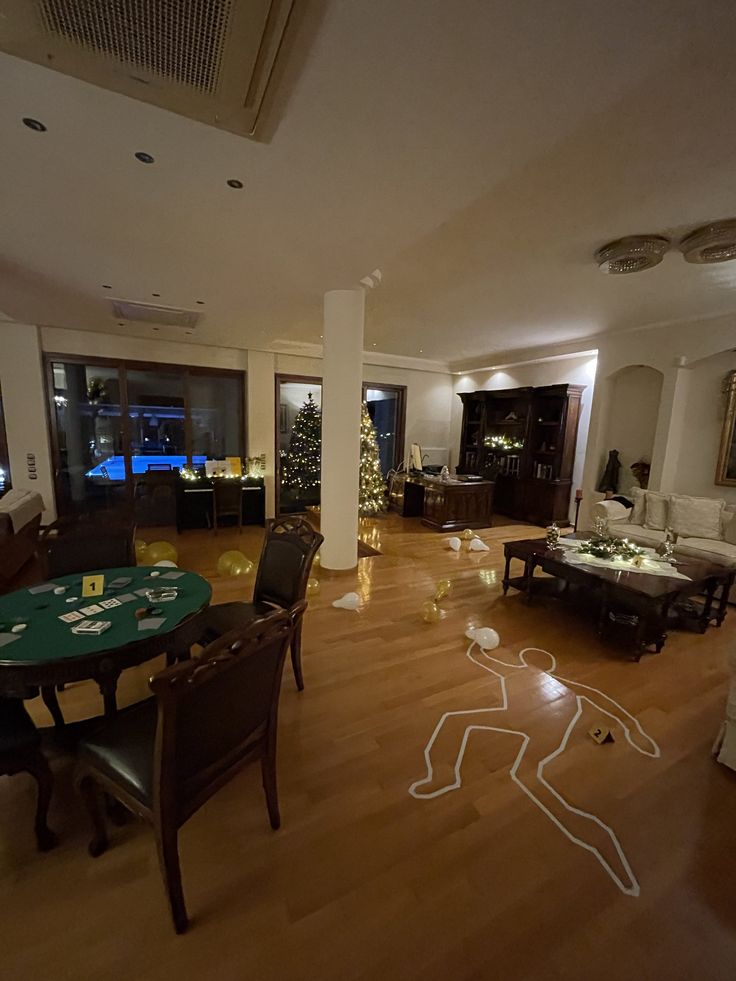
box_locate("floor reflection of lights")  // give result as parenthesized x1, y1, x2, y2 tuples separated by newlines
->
(357, 564, 373, 604)
(479, 569, 498, 586)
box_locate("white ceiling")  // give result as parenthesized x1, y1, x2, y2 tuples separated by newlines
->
(1, 0, 736, 368)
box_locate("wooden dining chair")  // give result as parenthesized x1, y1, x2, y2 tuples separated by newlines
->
(40, 516, 136, 580)
(200, 516, 323, 690)
(212, 479, 243, 535)
(75, 607, 300, 933)
(0, 697, 57, 852)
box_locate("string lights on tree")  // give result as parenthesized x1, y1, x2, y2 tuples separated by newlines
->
(283, 392, 322, 499)
(359, 401, 387, 515)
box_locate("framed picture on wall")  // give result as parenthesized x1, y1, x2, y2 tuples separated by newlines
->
(279, 403, 288, 434)
(716, 370, 736, 485)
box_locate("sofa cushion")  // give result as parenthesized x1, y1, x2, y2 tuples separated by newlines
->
(674, 537, 736, 568)
(668, 494, 724, 541)
(629, 487, 647, 525)
(644, 492, 668, 531)
(608, 523, 667, 547)
(592, 500, 631, 523)
(723, 505, 736, 545)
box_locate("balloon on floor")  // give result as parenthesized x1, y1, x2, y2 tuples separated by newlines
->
(154, 560, 178, 568)
(306, 578, 320, 595)
(465, 626, 500, 650)
(143, 541, 178, 565)
(217, 550, 254, 576)
(421, 600, 442, 623)
(447, 537, 461, 551)
(134, 539, 148, 562)
(332, 592, 360, 610)
(434, 579, 452, 601)
(469, 537, 490, 551)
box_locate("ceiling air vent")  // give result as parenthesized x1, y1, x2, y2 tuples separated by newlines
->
(111, 299, 201, 329)
(0, 0, 296, 138)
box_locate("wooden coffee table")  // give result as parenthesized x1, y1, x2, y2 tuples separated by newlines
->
(502, 536, 735, 657)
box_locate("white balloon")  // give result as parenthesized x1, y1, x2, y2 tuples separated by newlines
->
(469, 538, 490, 551)
(332, 592, 361, 611)
(448, 537, 461, 551)
(465, 626, 500, 650)
(154, 559, 178, 568)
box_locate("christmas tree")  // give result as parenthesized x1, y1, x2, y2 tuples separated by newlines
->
(283, 393, 321, 498)
(359, 402, 387, 515)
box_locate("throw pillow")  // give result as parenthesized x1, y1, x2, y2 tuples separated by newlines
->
(644, 492, 669, 531)
(722, 504, 736, 545)
(629, 487, 646, 525)
(668, 494, 724, 541)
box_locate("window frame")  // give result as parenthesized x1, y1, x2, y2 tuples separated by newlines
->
(44, 352, 245, 516)
(362, 382, 407, 473)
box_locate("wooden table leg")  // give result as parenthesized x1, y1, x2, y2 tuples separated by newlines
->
(41, 686, 66, 729)
(525, 558, 537, 604)
(97, 674, 120, 718)
(715, 572, 734, 627)
(699, 580, 718, 633)
(502, 551, 512, 595)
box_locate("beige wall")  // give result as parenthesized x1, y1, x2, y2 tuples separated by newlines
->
(603, 365, 663, 492)
(0, 323, 55, 518)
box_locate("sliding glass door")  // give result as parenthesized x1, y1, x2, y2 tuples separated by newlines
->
(47, 356, 245, 520)
(363, 383, 406, 475)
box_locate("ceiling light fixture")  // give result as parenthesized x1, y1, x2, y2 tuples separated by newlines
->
(595, 235, 670, 274)
(679, 219, 736, 264)
(135, 151, 155, 163)
(196, 300, 205, 305)
(22, 117, 46, 132)
(102, 284, 112, 289)
(227, 179, 243, 188)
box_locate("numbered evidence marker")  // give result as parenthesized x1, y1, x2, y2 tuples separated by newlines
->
(82, 574, 105, 599)
(588, 724, 615, 745)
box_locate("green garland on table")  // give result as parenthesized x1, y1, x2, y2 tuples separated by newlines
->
(577, 534, 646, 562)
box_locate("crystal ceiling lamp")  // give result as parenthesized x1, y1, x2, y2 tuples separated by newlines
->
(679, 219, 736, 264)
(595, 236, 671, 274)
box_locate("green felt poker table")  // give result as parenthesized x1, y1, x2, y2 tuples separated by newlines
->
(0, 567, 211, 716)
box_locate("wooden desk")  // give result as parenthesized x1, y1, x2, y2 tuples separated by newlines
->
(389, 473, 494, 531)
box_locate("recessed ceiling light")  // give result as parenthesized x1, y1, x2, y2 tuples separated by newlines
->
(196, 300, 205, 305)
(135, 151, 155, 164)
(22, 117, 46, 132)
(152, 326, 160, 331)
(227, 179, 244, 188)
(152, 292, 160, 297)
(102, 284, 112, 289)
(117, 321, 124, 326)
(419, 349, 423, 354)
(372, 342, 377, 347)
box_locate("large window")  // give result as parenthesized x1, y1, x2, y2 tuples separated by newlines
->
(363, 383, 406, 475)
(276, 376, 321, 515)
(46, 356, 244, 517)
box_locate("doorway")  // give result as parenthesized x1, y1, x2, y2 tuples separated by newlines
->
(275, 375, 322, 515)
(362, 383, 406, 475)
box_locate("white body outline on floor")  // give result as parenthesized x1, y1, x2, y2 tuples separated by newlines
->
(409, 643, 660, 896)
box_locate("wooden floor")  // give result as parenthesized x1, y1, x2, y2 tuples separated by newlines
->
(2, 514, 736, 980)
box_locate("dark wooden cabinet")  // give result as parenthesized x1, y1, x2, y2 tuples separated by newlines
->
(457, 384, 584, 525)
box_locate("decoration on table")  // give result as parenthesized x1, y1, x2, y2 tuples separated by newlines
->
(142, 541, 178, 565)
(421, 599, 442, 623)
(306, 577, 320, 596)
(546, 523, 560, 548)
(447, 537, 461, 551)
(135, 539, 148, 562)
(593, 515, 609, 537)
(469, 537, 490, 552)
(657, 528, 676, 562)
(434, 579, 452, 602)
(86, 377, 108, 403)
(154, 560, 178, 568)
(461, 528, 474, 541)
(332, 592, 361, 611)
(576, 534, 645, 562)
(484, 434, 524, 450)
(216, 549, 254, 577)
(282, 392, 321, 500)
(359, 402, 387, 516)
(245, 454, 267, 479)
(464, 626, 500, 650)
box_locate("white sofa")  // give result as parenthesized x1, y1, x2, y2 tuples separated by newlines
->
(593, 489, 736, 568)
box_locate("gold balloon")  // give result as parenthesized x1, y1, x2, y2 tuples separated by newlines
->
(144, 540, 178, 565)
(434, 579, 452, 602)
(229, 558, 255, 577)
(306, 577, 320, 596)
(312, 553, 321, 568)
(217, 550, 249, 577)
(421, 600, 442, 623)
(134, 539, 148, 563)
(461, 528, 474, 541)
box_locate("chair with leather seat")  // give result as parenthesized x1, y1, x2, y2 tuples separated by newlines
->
(201, 516, 323, 691)
(0, 697, 57, 851)
(75, 606, 300, 934)
(212, 478, 243, 534)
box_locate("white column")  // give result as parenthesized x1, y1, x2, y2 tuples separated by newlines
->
(320, 289, 365, 570)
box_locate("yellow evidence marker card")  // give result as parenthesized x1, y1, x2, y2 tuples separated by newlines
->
(81, 574, 105, 598)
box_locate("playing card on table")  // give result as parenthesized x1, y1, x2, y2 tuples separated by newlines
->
(134, 588, 150, 597)
(138, 617, 166, 631)
(108, 577, 133, 588)
(28, 583, 56, 595)
(59, 611, 84, 623)
(0, 633, 20, 648)
(100, 598, 122, 609)
(117, 593, 137, 603)
(160, 571, 185, 580)
(80, 604, 103, 616)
